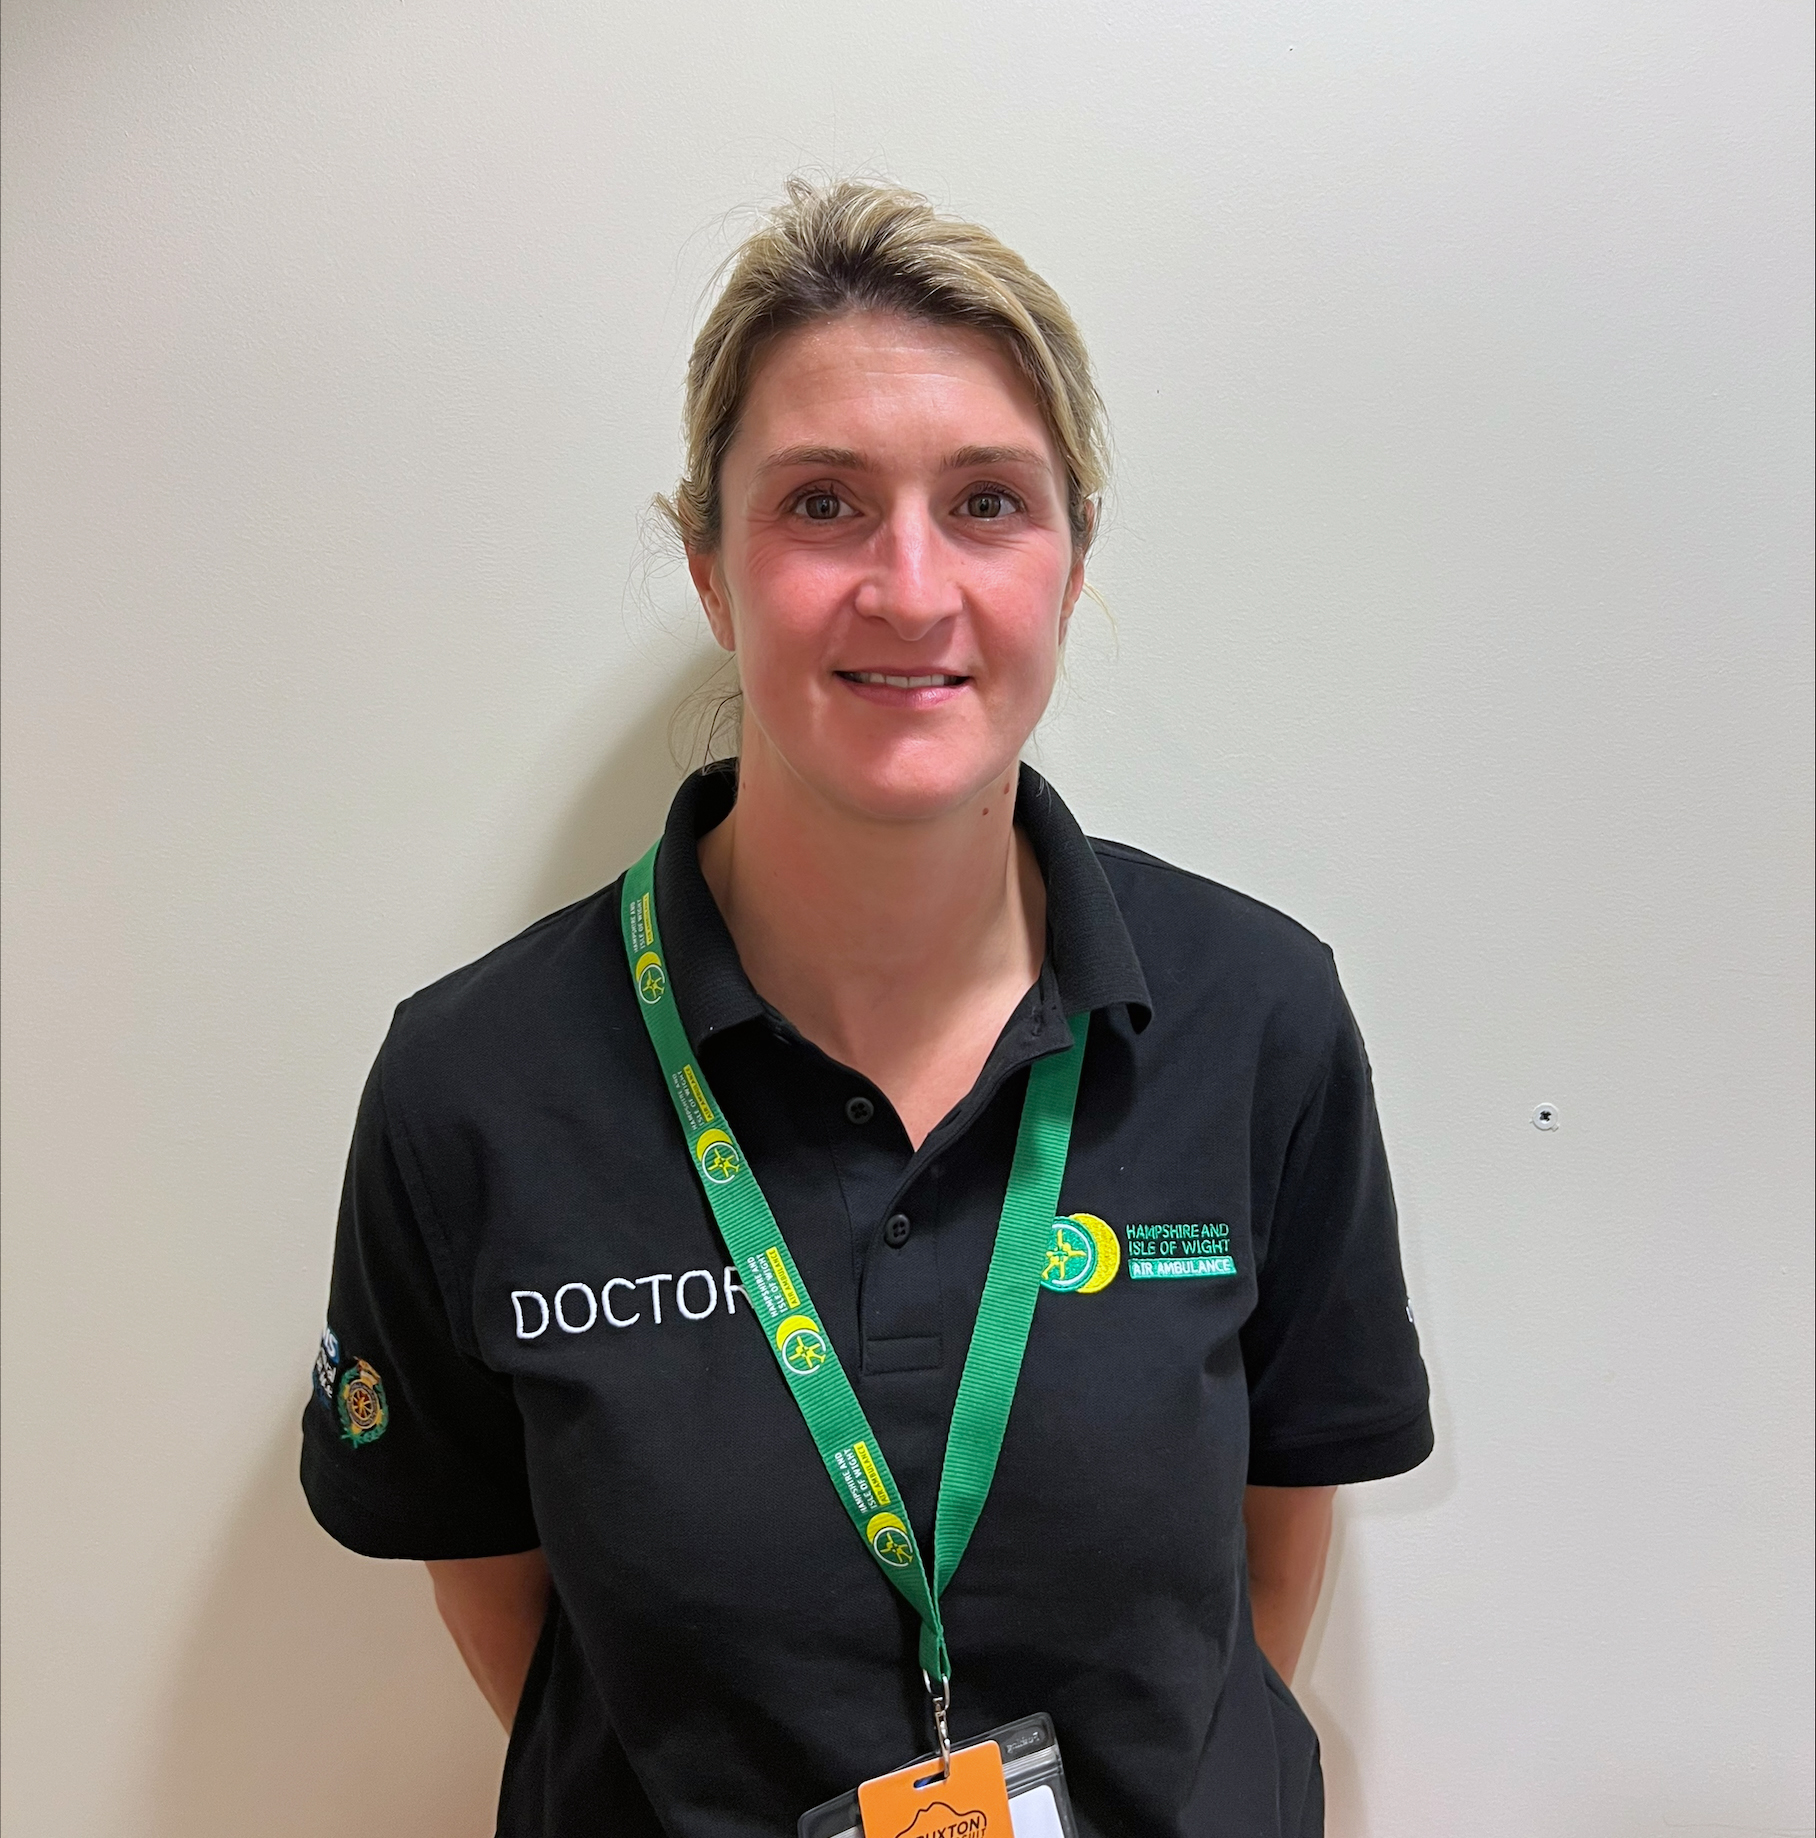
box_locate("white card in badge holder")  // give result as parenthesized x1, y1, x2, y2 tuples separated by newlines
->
(1007, 1782, 1065, 1838)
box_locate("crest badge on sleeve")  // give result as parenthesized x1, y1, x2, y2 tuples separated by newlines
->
(335, 1357, 389, 1446)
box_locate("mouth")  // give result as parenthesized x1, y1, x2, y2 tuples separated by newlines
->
(835, 671, 970, 689)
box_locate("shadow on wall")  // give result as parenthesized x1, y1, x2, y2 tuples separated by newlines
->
(146, 1422, 506, 1837)
(519, 639, 733, 929)
(1295, 1432, 1459, 1838)
(149, 663, 717, 1833)
(1294, 1499, 1366, 1836)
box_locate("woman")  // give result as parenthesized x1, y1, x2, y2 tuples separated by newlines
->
(302, 178, 1432, 1838)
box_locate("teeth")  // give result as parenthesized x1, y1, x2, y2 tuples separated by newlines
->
(847, 672, 963, 688)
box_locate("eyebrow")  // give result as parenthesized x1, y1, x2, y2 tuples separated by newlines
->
(943, 444, 1052, 474)
(751, 443, 1054, 478)
(751, 445, 867, 478)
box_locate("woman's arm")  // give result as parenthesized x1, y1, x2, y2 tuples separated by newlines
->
(1242, 1485, 1336, 1685)
(426, 1549, 551, 1730)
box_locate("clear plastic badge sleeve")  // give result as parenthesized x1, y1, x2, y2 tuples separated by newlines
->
(797, 1714, 1078, 1838)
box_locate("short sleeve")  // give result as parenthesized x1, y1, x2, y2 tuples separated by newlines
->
(1242, 951, 1434, 1486)
(299, 1043, 540, 1558)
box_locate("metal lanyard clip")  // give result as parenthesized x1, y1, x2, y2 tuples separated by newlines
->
(921, 1669, 953, 1780)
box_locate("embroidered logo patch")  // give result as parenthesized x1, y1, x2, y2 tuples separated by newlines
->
(1124, 1222, 1238, 1280)
(1038, 1212, 1121, 1293)
(311, 1326, 339, 1414)
(336, 1356, 389, 1445)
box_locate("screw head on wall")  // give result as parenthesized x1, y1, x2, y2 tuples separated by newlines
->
(1531, 1103, 1560, 1131)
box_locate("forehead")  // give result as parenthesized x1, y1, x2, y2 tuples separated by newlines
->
(732, 311, 1056, 464)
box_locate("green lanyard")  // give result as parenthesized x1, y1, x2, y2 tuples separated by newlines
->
(621, 839, 1086, 1690)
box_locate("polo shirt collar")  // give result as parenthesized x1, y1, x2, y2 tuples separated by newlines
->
(1015, 764, 1153, 1030)
(652, 760, 1153, 1051)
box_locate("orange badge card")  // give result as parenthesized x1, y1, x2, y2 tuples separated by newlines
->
(858, 1741, 1014, 1838)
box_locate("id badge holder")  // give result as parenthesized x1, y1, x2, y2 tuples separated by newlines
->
(797, 1713, 1080, 1838)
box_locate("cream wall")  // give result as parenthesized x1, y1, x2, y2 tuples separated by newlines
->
(4, 3, 1811, 1833)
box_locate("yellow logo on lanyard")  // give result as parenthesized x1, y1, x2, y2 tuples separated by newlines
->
(633, 951, 666, 1005)
(865, 1510, 915, 1567)
(694, 1128, 741, 1184)
(775, 1312, 829, 1374)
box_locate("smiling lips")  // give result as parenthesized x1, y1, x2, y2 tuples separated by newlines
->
(837, 671, 969, 689)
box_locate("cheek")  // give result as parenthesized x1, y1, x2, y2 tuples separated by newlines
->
(727, 534, 849, 648)
(720, 547, 843, 730)
(975, 551, 1074, 675)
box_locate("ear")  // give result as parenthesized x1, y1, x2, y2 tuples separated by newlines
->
(1057, 538, 1088, 648)
(1058, 497, 1097, 644)
(686, 548, 737, 653)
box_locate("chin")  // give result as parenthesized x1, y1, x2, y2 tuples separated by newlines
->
(744, 696, 1032, 826)
(808, 747, 1013, 826)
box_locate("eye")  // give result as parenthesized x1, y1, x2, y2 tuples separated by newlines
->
(960, 488, 1021, 521)
(792, 488, 849, 522)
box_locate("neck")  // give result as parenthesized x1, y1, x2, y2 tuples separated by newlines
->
(696, 741, 1045, 1142)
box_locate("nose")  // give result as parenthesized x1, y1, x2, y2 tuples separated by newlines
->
(852, 498, 962, 639)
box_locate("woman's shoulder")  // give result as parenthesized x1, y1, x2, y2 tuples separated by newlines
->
(1088, 834, 1340, 1024)
(379, 880, 630, 1094)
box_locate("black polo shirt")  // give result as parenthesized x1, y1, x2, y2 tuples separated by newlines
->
(301, 762, 1432, 1838)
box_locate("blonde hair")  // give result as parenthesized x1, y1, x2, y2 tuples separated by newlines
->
(657, 177, 1109, 556)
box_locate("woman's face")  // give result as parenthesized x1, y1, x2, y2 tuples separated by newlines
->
(689, 310, 1086, 824)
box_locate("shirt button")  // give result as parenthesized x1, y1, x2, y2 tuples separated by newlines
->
(883, 1212, 912, 1249)
(845, 1095, 875, 1125)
